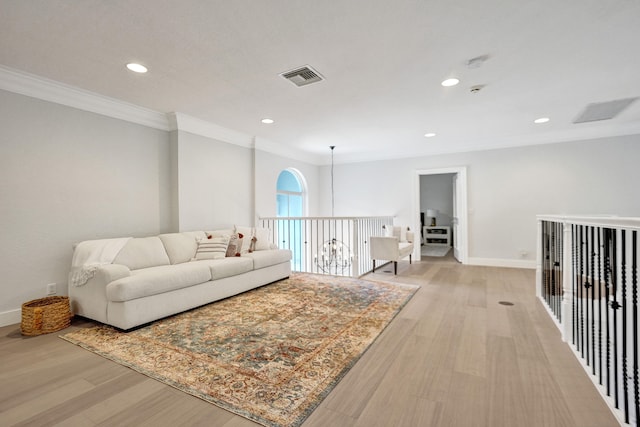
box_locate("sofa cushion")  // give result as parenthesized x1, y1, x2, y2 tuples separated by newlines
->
(197, 257, 254, 280)
(244, 249, 292, 270)
(106, 262, 212, 302)
(112, 237, 170, 270)
(399, 241, 413, 258)
(159, 232, 201, 264)
(253, 227, 272, 251)
(384, 225, 394, 237)
(385, 226, 411, 242)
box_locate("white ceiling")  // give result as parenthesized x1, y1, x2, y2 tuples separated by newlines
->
(1, 0, 639, 164)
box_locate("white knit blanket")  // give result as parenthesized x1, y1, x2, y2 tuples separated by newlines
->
(69, 237, 131, 287)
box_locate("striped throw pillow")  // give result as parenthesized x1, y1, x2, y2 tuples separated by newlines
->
(193, 236, 229, 260)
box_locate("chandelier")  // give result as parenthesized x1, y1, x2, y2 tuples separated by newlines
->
(316, 237, 351, 274)
(315, 146, 352, 275)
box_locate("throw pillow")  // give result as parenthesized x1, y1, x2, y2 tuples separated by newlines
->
(400, 227, 408, 242)
(235, 226, 254, 254)
(253, 227, 272, 251)
(208, 229, 234, 238)
(384, 225, 394, 237)
(226, 233, 244, 257)
(193, 235, 229, 260)
(247, 235, 257, 253)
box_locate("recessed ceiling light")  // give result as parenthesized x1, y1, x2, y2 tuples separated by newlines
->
(441, 78, 460, 87)
(261, 118, 274, 124)
(534, 117, 550, 124)
(126, 63, 148, 73)
(424, 133, 437, 138)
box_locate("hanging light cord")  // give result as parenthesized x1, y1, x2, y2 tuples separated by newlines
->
(330, 145, 335, 217)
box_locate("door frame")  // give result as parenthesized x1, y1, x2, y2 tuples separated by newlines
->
(413, 166, 468, 264)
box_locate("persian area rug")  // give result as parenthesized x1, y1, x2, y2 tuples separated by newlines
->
(60, 273, 418, 427)
(421, 245, 451, 257)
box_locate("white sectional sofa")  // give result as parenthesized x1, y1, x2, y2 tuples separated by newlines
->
(68, 229, 291, 330)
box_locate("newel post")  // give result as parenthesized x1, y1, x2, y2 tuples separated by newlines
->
(351, 219, 359, 278)
(561, 221, 573, 342)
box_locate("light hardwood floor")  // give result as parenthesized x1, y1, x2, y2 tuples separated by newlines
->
(0, 255, 620, 427)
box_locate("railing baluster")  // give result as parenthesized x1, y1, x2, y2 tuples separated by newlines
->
(544, 221, 547, 302)
(598, 226, 603, 383)
(591, 226, 596, 373)
(551, 223, 562, 321)
(613, 228, 620, 410)
(622, 230, 630, 423)
(584, 227, 593, 366)
(604, 227, 612, 395)
(580, 225, 585, 357)
(561, 222, 564, 320)
(632, 230, 639, 425)
(560, 221, 564, 320)
(571, 224, 578, 345)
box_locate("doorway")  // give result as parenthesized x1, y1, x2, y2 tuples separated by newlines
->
(414, 167, 468, 263)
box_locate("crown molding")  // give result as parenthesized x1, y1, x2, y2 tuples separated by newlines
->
(254, 136, 322, 165)
(336, 121, 640, 164)
(0, 65, 169, 131)
(0, 66, 323, 160)
(168, 112, 254, 148)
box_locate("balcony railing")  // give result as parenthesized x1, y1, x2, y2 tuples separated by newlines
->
(258, 216, 394, 277)
(537, 215, 640, 426)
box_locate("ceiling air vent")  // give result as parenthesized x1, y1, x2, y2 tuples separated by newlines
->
(573, 97, 638, 123)
(280, 65, 324, 87)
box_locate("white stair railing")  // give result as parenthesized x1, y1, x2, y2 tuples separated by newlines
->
(259, 216, 393, 277)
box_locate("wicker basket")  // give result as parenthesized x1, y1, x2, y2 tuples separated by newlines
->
(21, 296, 72, 336)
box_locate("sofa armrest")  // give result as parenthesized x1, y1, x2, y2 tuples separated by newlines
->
(93, 264, 131, 284)
(68, 264, 130, 323)
(370, 236, 400, 261)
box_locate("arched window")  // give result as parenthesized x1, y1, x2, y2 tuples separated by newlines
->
(276, 169, 306, 217)
(276, 169, 306, 271)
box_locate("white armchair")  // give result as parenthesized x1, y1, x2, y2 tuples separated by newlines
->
(370, 226, 414, 275)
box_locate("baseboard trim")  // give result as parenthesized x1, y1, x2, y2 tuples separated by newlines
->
(0, 309, 21, 328)
(467, 257, 536, 269)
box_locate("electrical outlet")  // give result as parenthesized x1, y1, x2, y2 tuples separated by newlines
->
(519, 250, 528, 258)
(46, 283, 56, 295)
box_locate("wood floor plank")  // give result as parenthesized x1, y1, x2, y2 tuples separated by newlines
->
(12, 371, 147, 427)
(440, 371, 488, 427)
(302, 406, 357, 427)
(70, 378, 166, 425)
(321, 316, 416, 418)
(454, 306, 487, 378)
(0, 254, 620, 427)
(3, 379, 96, 426)
(485, 334, 532, 427)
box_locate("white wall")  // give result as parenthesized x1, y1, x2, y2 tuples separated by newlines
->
(0, 90, 172, 324)
(420, 174, 454, 227)
(325, 134, 640, 265)
(175, 131, 254, 230)
(254, 149, 320, 219)
(317, 161, 401, 218)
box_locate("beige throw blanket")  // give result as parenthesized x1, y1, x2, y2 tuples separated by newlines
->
(68, 237, 131, 287)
